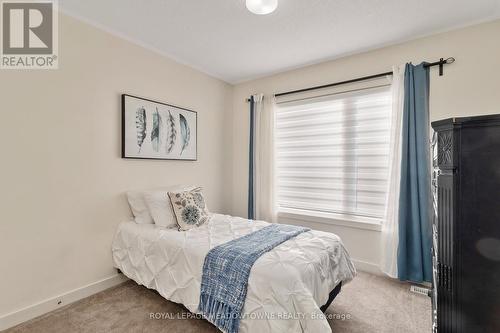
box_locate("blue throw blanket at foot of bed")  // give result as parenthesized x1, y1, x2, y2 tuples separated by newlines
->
(198, 224, 310, 333)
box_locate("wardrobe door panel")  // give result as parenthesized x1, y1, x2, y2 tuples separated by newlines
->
(460, 126, 500, 332)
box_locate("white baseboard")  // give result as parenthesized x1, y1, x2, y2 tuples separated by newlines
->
(0, 261, 385, 331)
(352, 259, 384, 276)
(0, 274, 128, 331)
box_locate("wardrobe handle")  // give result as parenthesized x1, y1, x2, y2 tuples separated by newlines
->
(443, 265, 451, 291)
(437, 263, 441, 287)
(448, 266, 452, 292)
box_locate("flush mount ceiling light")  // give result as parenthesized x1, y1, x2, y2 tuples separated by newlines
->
(246, 0, 278, 15)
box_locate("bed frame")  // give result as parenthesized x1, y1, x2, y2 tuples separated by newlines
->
(320, 282, 342, 312)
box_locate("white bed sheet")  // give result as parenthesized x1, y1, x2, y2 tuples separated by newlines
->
(112, 214, 356, 333)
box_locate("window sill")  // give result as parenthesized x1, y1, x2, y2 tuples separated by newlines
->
(277, 208, 382, 232)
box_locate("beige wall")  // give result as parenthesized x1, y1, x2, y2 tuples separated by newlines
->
(0, 14, 233, 316)
(231, 20, 500, 270)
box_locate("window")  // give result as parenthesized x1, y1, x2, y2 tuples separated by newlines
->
(275, 85, 392, 222)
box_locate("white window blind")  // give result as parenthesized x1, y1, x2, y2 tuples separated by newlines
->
(275, 85, 392, 220)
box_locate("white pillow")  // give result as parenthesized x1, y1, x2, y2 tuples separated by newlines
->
(126, 191, 154, 224)
(143, 185, 196, 228)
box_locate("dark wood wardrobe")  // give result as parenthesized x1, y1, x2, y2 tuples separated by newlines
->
(431, 115, 500, 333)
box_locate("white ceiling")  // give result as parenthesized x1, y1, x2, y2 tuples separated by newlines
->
(59, 0, 500, 83)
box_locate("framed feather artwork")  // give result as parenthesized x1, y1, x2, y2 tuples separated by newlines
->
(122, 94, 197, 160)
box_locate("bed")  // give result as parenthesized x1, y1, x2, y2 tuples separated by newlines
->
(112, 213, 356, 333)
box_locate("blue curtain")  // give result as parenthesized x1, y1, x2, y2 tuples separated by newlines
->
(248, 96, 255, 220)
(397, 63, 432, 283)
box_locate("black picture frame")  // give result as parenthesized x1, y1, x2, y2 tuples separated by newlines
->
(121, 94, 198, 161)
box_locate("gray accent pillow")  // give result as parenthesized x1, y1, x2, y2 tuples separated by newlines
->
(168, 187, 210, 231)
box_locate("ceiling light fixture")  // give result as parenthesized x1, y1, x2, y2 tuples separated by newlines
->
(246, 0, 278, 15)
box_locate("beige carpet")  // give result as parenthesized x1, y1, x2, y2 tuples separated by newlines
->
(5, 272, 431, 333)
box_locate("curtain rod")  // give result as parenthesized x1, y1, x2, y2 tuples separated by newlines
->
(274, 57, 455, 98)
(246, 57, 455, 101)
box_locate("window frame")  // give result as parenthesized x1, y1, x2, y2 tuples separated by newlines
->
(273, 81, 392, 230)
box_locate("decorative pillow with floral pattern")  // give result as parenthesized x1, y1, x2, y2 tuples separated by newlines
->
(168, 187, 210, 231)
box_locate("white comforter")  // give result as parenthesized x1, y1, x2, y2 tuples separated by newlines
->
(112, 214, 356, 333)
